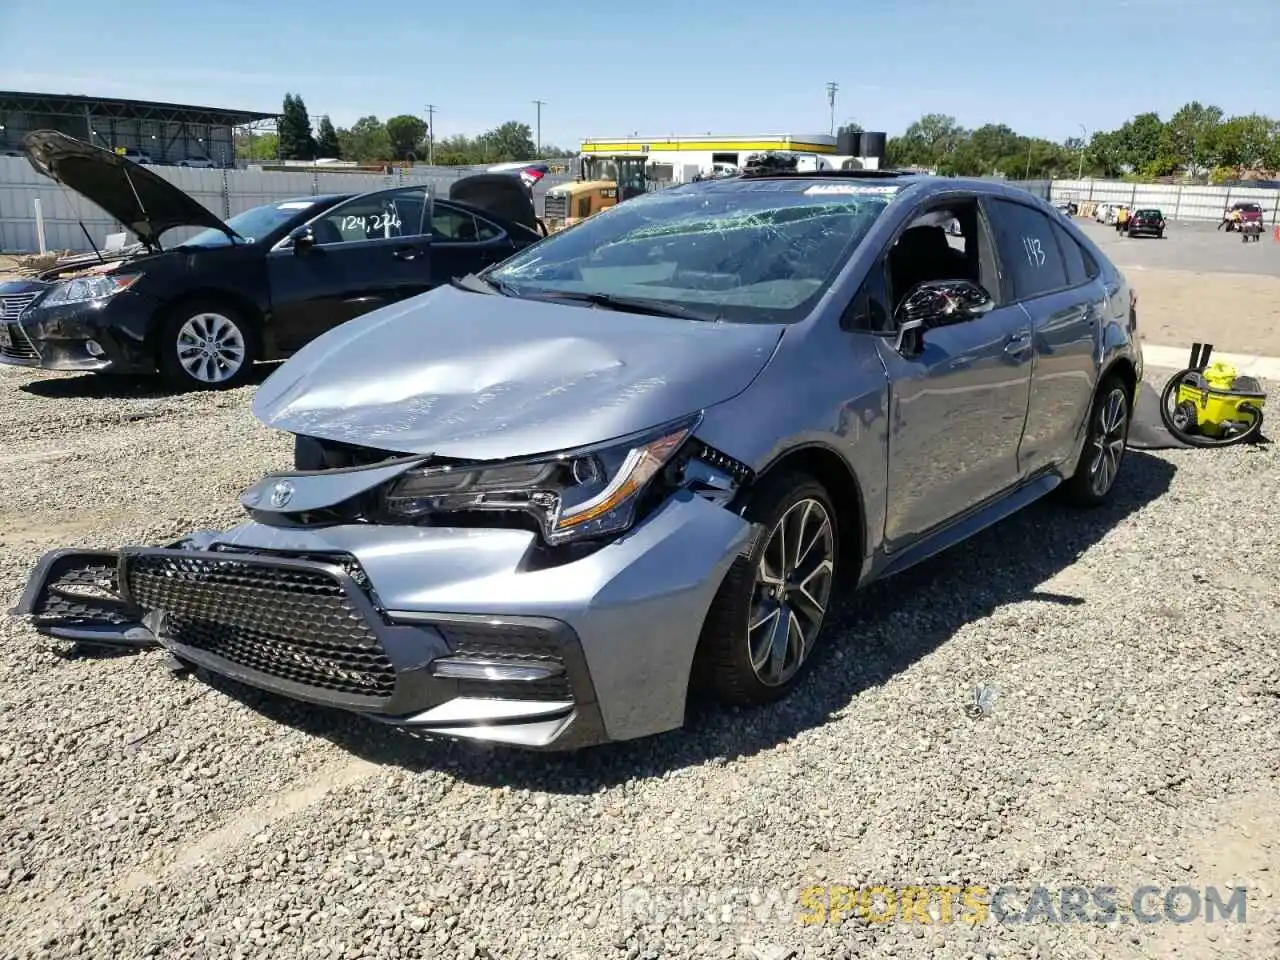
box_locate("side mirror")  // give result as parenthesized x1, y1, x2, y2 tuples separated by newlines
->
(892, 279, 994, 355)
(290, 225, 317, 254)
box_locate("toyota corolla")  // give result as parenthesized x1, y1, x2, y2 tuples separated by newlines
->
(14, 170, 1142, 750)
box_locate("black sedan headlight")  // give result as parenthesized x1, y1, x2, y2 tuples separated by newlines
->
(382, 419, 697, 544)
(39, 273, 142, 307)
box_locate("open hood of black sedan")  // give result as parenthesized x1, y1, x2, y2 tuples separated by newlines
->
(23, 130, 236, 249)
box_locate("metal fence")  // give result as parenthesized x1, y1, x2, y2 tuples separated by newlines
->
(0, 156, 574, 253)
(1, 155, 1276, 253)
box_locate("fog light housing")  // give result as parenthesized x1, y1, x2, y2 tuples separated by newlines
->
(85, 340, 105, 357)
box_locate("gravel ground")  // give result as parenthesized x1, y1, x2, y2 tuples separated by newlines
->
(0, 362, 1278, 960)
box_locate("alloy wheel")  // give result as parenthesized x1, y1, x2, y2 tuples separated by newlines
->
(1089, 386, 1128, 496)
(176, 312, 247, 385)
(748, 498, 836, 687)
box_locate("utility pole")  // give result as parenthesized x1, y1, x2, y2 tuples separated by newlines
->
(1077, 123, 1088, 180)
(825, 81, 839, 136)
(532, 99, 546, 156)
(424, 104, 437, 165)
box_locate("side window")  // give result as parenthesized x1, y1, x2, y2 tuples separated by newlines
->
(430, 205, 480, 242)
(1052, 222, 1089, 287)
(473, 217, 504, 242)
(884, 198, 995, 315)
(986, 199, 1069, 300)
(310, 188, 429, 244)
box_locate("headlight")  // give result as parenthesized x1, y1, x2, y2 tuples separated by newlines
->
(40, 273, 142, 308)
(383, 420, 696, 544)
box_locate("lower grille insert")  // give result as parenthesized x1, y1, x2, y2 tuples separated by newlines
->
(123, 552, 395, 700)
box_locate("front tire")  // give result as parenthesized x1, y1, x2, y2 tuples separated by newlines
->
(1061, 374, 1132, 506)
(695, 471, 840, 706)
(158, 299, 256, 390)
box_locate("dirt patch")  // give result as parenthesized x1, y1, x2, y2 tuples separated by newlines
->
(1134, 269, 1280, 356)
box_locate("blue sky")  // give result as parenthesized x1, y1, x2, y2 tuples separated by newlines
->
(2, 0, 1277, 149)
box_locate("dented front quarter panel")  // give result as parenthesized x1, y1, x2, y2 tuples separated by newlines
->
(251, 284, 784, 461)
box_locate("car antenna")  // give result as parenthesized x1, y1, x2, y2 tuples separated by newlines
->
(77, 220, 106, 263)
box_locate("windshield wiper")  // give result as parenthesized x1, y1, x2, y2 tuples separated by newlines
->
(527, 290, 724, 322)
(450, 273, 520, 297)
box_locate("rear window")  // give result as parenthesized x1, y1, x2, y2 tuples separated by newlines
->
(1234, 203, 1261, 213)
(1137, 209, 1162, 217)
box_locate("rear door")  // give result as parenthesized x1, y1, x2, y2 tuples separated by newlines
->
(426, 202, 518, 284)
(983, 197, 1101, 476)
(266, 186, 432, 353)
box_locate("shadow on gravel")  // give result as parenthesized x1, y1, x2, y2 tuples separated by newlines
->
(205, 451, 1177, 792)
(18, 363, 280, 400)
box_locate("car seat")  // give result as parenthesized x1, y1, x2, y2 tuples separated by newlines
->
(890, 225, 968, 301)
(310, 219, 345, 245)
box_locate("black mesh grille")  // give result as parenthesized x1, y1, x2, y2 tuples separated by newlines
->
(439, 620, 572, 700)
(123, 552, 395, 700)
(1, 324, 39, 361)
(33, 556, 139, 625)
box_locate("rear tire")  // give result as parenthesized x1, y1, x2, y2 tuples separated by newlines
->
(694, 471, 840, 707)
(158, 299, 257, 391)
(1061, 373, 1132, 507)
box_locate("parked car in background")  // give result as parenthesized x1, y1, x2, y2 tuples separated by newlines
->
(176, 157, 218, 168)
(118, 147, 155, 165)
(1127, 208, 1166, 238)
(1221, 201, 1263, 232)
(16, 170, 1143, 750)
(0, 130, 545, 389)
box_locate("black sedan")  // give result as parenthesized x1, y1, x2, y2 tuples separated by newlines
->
(1127, 208, 1166, 238)
(0, 131, 544, 389)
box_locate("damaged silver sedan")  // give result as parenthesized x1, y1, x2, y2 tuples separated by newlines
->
(14, 171, 1142, 750)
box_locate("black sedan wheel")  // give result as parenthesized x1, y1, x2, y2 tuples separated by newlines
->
(695, 471, 839, 706)
(158, 300, 257, 390)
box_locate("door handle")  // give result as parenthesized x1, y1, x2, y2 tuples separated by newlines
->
(392, 246, 418, 261)
(1004, 333, 1033, 357)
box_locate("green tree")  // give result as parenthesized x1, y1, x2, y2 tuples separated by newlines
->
(278, 93, 316, 161)
(337, 116, 391, 162)
(233, 130, 279, 161)
(476, 121, 537, 162)
(1161, 101, 1224, 175)
(385, 114, 428, 160)
(315, 116, 340, 159)
(1209, 113, 1275, 170)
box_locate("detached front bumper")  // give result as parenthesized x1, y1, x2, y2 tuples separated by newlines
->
(12, 494, 753, 750)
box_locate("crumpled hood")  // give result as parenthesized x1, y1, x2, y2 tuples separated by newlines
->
(23, 130, 234, 249)
(252, 285, 784, 460)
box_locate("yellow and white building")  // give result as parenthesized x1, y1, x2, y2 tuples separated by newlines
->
(578, 133, 879, 182)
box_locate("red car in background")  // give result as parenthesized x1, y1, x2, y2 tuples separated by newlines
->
(1222, 201, 1263, 232)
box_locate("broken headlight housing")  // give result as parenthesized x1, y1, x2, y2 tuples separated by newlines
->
(382, 418, 697, 544)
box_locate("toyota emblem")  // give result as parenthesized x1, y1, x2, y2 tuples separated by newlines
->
(269, 480, 295, 509)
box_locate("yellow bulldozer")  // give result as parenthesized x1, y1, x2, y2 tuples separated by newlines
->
(541, 154, 649, 232)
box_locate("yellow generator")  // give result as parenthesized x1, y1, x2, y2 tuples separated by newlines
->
(1159, 342, 1267, 446)
(541, 154, 649, 232)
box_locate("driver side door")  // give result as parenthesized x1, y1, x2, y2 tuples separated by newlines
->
(872, 197, 1034, 551)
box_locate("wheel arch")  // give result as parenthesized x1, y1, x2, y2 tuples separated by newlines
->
(748, 442, 867, 574)
(148, 287, 265, 361)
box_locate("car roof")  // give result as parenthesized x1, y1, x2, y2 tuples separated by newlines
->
(680, 170, 1062, 208)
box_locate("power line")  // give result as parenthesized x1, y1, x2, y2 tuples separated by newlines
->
(825, 82, 839, 136)
(423, 104, 437, 165)
(532, 99, 546, 156)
